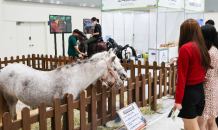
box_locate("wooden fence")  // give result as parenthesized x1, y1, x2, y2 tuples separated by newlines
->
(0, 54, 177, 130)
(0, 54, 87, 71)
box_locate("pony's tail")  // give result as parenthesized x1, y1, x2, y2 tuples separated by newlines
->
(0, 71, 9, 124)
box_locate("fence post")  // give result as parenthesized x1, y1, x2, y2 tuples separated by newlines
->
(0, 88, 9, 124)
(58, 56, 62, 67)
(101, 86, 107, 125)
(37, 54, 40, 69)
(159, 69, 163, 98)
(21, 107, 31, 130)
(54, 55, 58, 69)
(62, 94, 68, 130)
(69, 56, 72, 64)
(86, 87, 92, 123)
(27, 55, 31, 67)
(0, 58, 2, 69)
(22, 55, 25, 65)
(127, 78, 133, 105)
(74, 57, 77, 62)
(97, 80, 102, 119)
(110, 89, 117, 120)
(130, 60, 135, 82)
(80, 91, 86, 130)
(164, 68, 167, 96)
(141, 74, 147, 106)
(169, 67, 172, 95)
(138, 61, 142, 104)
(53, 98, 62, 130)
(50, 55, 54, 70)
(122, 59, 127, 72)
(91, 87, 97, 130)
(145, 60, 149, 79)
(64, 56, 67, 65)
(4, 57, 8, 66)
(120, 84, 125, 108)
(138, 60, 142, 76)
(2, 112, 12, 130)
(171, 65, 176, 93)
(10, 56, 14, 64)
(67, 94, 74, 130)
(50, 108, 55, 130)
(45, 55, 49, 71)
(148, 73, 152, 105)
(135, 76, 140, 107)
(152, 70, 157, 111)
(32, 54, 36, 69)
(42, 54, 45, 71)
(39, 102, 47, 130)
(16, 56, 20, 63)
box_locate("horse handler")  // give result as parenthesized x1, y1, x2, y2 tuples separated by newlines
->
(68, 29, 85, 59)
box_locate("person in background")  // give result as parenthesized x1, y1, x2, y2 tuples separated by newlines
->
(173, 19, 212, 130)
(198, 25, 218, 130)
(216, 32, 218, 128)
(205, 20, 215, 27)
(83, 17, 102, 55)
(68, 29, 84, 59)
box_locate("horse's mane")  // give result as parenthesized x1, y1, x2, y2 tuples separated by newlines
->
(56, 58, 104, 71)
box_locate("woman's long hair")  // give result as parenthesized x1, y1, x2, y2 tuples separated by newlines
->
(201, 25, 218, 50)
(178, 19, 213, 70)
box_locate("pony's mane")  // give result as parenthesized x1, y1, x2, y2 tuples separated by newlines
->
(56, 58, 104, 70)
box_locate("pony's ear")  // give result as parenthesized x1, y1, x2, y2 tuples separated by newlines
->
(113, 48, 117, 54)
(110, 56, 116, 63)
(108, 48, 113, 54)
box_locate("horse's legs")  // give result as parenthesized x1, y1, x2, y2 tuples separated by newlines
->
(4, 95, 18, 120)
(9, 101, 18, 121)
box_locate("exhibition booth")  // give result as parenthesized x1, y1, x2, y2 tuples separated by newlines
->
(101, 0, 205, 65)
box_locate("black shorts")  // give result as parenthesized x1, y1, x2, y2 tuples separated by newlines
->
(178, 82, 205, 119)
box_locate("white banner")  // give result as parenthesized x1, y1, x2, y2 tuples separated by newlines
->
(158, 0, 184, 10)
(185, 0, 205, 12)
(101, 0, 157, 11)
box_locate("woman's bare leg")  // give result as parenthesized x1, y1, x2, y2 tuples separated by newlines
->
(198, 116, 207, 130)
(182, 117, 200, 130)
(207, 118, 217, 130)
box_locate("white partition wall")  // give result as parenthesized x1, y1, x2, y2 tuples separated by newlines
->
(133, 12, 149, 53)
(113, 12, 125, 46)
(185, 12, 204, 23)
(102, 12, 114, 42)
(124, 13, 134, 46)
(102, 11, 150, 53)
(166, 11, 184, 44)
(149, 12, 157, 49)
(157, 12, 166, 47)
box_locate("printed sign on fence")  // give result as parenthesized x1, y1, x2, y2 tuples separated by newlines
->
(117, 102, 146, 130)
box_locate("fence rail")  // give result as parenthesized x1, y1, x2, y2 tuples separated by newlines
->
(0, 54, 177, 130)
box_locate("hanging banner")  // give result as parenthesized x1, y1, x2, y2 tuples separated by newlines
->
(101, 0, 157, 11)
(185, 0, 205, 12)
(158, 0, 184, 10)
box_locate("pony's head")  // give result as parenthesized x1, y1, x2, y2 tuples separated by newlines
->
(107, 48, 128, 81)
(102, 56, 123, 90)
